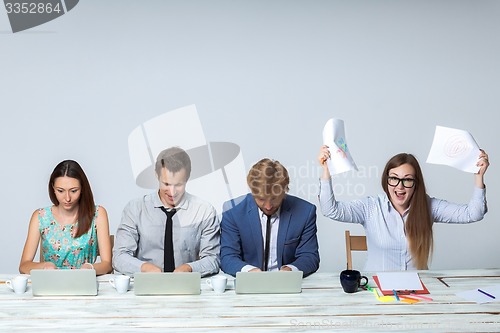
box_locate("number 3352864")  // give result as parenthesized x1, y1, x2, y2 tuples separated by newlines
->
(5, 2, 62, 14)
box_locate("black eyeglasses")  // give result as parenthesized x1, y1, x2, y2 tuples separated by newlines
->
(387, 176, 416, 188)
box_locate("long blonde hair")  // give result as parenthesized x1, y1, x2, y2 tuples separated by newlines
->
(381, 153, 433, 269)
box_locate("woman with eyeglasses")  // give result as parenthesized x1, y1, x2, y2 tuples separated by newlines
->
(317, 145, 489, 271)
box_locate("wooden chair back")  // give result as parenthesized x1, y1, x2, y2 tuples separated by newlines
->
(345, 230, 367, 270)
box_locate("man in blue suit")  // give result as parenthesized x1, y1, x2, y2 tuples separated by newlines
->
(221, 158, 320, 277)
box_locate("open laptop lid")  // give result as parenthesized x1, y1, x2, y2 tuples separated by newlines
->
(235, 271, 303, 294)
(133, 272, 201, 295)
(31, 269, 98, 296)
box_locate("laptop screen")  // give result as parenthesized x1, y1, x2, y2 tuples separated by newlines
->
(133, 272, 201, 295)
(31, 269, 98, 296)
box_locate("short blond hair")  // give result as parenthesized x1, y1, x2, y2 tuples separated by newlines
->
(247, 158, 289, 197)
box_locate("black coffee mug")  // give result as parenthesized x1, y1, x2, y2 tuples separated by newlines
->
(340, 269, 368, 293)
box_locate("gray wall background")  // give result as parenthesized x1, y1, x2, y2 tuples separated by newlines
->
(1, 0, 498, 274)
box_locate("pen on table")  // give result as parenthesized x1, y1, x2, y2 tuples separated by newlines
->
(437, 277, 450, 288)
(392, 290, 400, 301)
(477, 289, 496, 299)
(398, 296, 420, 304)
(409, 293, 433, 301)
(364, 285, 379, 300)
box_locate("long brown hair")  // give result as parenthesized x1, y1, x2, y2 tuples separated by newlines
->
(48, 160, 95, 238)
(381, 153, 432, 269)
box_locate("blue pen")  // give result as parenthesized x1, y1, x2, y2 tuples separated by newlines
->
(478, 289, 496, 299)
(392, 289, 400, 301)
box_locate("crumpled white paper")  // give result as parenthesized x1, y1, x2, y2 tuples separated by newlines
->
(426, 126, 481, 173)
(322, 118, 358, 175)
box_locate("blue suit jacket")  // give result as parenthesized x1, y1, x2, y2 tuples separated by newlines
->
(220, 194, 320, 277)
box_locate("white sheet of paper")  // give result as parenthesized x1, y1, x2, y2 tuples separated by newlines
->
(376, 272, 424, 291)
(426, 125, 481, 173)
(322, 118, 358, 175)
(456, 285, 500, 304)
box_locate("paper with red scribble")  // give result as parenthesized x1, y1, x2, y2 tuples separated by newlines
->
(426, 126, 480, 173)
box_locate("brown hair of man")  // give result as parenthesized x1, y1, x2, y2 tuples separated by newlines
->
(155, 146, 192, 179)
(247, 158, 290, 198)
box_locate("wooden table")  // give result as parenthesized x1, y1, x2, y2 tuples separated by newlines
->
(1, 269, 499, 332)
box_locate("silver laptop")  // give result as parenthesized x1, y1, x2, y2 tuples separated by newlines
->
(31, 269, 98, 296)
(133, 272, 201, 295)
(235, 271, 303, 294)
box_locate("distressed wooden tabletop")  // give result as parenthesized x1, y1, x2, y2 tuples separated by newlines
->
(1, 269, 499, 332)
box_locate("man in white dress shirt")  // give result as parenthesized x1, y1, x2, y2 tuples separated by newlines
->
(113, 147, 220, 276)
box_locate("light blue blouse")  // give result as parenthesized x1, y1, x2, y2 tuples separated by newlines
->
(319, 179, 487, 271)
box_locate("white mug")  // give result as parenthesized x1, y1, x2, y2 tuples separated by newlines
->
(109, 275, 130, 294)
(6, 275, 28, 294)
(206, 275, 227, 293)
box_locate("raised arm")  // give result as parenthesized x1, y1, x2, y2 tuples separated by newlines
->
(475, 149, 489, 189)
(318, 145, 332, 180)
